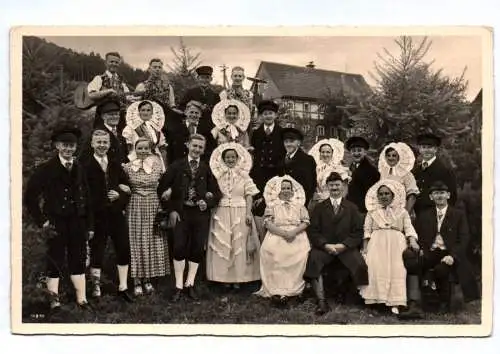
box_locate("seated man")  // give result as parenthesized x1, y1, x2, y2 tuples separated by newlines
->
(403, 180, 480, 313)
(304, 172, 368, 315)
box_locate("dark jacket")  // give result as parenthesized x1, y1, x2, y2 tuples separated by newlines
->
(415, 206, 479, 301)
(81, 154, 131, 216)
(413, 158, 458, 214)
(278, 148, 317, 206)
(346, 157, 380, 213)
(157, 157, 222, 214)
(24, 156, 93, 230)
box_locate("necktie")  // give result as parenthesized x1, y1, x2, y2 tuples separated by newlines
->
(350, 162, 358, 172)
(332, 200, 338, 214)
(285, 154, 292, 164)
(389, 167, 394, 175)
(64, 161, 72, 171)
(111, 126, 118, 137)
(189, 159, 198, 174)
(99, 157, 107, 172)
(422, 161, 428, 169)
(188, 123, 197, 135)
(265, 126, 271, 135)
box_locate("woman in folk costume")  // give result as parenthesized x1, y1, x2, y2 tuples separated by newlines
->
(122, 100, 168, 172)
(211, 99, 251, 148)
(254, 175, 311, 307)
(359, 179, 420, 315)
(308, 138, 351, 210)
(378, 142, 419, 214)
(206, 142, 261, 288)
(123, 138, 170, 296)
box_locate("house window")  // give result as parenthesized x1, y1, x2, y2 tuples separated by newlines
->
(316, 125, 325, 136)
(303, 124, 310, 133)
(329, 126, 336, 136)
(304, 103, 310, 112)
(287, 101, 294, 110)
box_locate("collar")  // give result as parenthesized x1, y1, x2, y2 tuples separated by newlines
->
(188, 156, 200, 164)
(263, 123, 275, 132)
(58, 155, 74, 166)
(104, 123, 117, 132)
(330, 197, 342, 206)
(186, 120, 198, 127)
(94, 154, 108, 163)
(436, 205, 448, 216)
(130, 157, 153, 174)
(287, 149, 299, 159)
(423, 156, 437, 167)
(105, 70, 118, 78)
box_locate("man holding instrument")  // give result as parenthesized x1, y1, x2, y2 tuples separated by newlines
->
(87, 52, 136, 132)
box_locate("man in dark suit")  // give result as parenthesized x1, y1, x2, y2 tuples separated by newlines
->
(278, 127, 317, 207)
(176, 66, 220, 158)
(345, 136, 380, 214)
(24, 125, 93, 310)
(81, 129, 133, 303)
(157, 134, 221, 301)
(164, 100, 215, 163)
(81, 100, 129, 164)
(413, 133, 458, 217)
(249, 100, 286, 238)
(404, 181, 479, 313)
(304, 172, 368, 315)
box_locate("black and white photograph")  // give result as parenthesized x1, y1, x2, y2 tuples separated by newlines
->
(10, 26, 493, 336)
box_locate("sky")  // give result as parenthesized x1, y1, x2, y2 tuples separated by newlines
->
(42, 35, 483, 100)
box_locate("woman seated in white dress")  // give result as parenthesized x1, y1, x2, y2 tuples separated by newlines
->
(359, 179, 420, 315)
(122, 100, 168, 172)
(254, 175, 311, 307)
(206, 142, 261, 289)
(211, 99, 251, 148)
(308, 138, 350, 211)
(378, 142, 419, 215)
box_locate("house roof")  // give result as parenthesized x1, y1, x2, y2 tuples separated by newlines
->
(254, 61, 372, 101)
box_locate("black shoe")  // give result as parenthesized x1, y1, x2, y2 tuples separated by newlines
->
(171, 288, 183, 302)
(186, 286, 199, 301)
(77, 301, 94, 312)
(398, 301, 424, 320)
(315, 299, 330, 316)
(118, 289, 134, 303)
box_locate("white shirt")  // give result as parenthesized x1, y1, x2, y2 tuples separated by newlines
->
(422, 156, 437, 168)
(330, 197, 342, 208)
(186, 121, 198, 134)
(287, 149, 299, 159)
(104, 123, 118, 134)
(188, 156, 200, 165)
(58, 155, 74, 167)
(93, 154, 108, 171)
(263, 123, 275, 133)
(87, 70, 130, 93)
(432, 205, 448, 250)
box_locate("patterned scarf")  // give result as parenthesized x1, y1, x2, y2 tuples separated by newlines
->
(101, 73, 126, 106)
(143, 76, 171, 106)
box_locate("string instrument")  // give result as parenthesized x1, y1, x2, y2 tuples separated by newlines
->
(74, 82, 141, 110)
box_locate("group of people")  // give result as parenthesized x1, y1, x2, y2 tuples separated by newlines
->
(24, 52, 480, 320)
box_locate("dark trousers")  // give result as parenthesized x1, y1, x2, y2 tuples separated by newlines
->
(171, 206, 210, 263)
(422, 249, 453, 302)
(46, 215, 88, 277)
(90, 210, 130, 268)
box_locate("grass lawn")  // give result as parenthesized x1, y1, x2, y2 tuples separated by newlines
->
(22, 274, 481, 325)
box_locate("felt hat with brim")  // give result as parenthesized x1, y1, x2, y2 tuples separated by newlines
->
(257, 100, 279, 114)
(345, 136, 369, 150)
(51, 125, 82, 143)
(98, 100, 121, 114)
(416, 133, 441, 147)
(281, 127, 304, 141)
(325, 172, 344, 184)
(429, 180, 449, 193)
(402, 248, 422, 275)
(196, 66, 213, 76)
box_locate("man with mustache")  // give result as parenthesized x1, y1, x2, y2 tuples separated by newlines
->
(304, 172, 368, 316)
